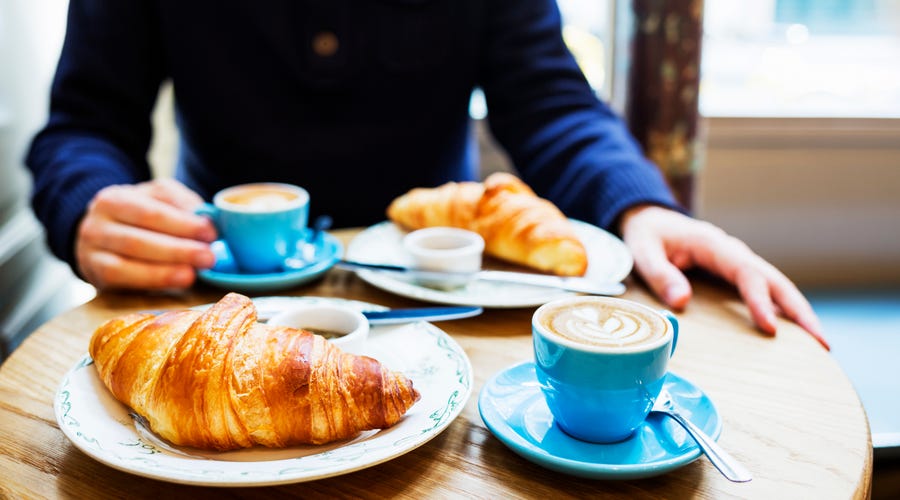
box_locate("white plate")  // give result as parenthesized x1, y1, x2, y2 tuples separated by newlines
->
(345, 220, 633, 308)
(54, 298, 473, 487)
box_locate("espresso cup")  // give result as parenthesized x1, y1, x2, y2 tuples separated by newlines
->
(532, 296, 678, 443)
(197, 183, 309, 274)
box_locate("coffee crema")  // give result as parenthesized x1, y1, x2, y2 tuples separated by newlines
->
(221, 186, 302, 211)
(539, 300, 668, 348)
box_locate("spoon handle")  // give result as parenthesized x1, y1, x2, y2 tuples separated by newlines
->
(656, 408, 753, 482)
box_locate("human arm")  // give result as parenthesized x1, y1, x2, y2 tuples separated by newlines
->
(25, 0, 167, 271)
(477, 0, 683, 229)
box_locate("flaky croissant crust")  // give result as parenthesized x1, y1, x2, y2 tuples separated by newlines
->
(387, 172, 589, 276)
(89, 293, 420, 451)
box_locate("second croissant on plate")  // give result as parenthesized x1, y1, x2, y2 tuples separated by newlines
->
(387, 172, 589, 276)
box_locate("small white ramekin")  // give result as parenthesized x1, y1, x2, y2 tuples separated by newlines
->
(402, 227, 485, 289)
(267, 303, 369, 355)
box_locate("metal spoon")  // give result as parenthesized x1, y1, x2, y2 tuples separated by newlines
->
(651, 389, 753, 482)
(285, 215, 333, 270)
(303, 215, 333, 262)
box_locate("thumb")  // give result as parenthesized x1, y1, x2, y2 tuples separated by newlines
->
(142, 178, 206, 211)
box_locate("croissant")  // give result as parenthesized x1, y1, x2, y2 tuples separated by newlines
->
(88, 293, 420, 451)
(387, 172, 589, 276)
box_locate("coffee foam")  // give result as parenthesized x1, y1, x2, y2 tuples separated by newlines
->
(539, 300, 667, 348)
(220, 186, 303, 211)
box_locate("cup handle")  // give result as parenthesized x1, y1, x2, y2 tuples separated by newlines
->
(195, 202, 218, 221)
(662, 310, 679, 356)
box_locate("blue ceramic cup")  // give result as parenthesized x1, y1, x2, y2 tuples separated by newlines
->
(532, 296, 678, 443)
(196, 183, 309, 274)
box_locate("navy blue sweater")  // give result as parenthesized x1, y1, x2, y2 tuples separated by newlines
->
(26, 0, 679, 270)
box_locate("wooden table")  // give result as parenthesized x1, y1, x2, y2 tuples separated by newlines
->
(0, 229, 872, 498)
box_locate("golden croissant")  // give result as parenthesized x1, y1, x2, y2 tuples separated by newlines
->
(88, 293, 420, 451)
(387, 172, 588, 276)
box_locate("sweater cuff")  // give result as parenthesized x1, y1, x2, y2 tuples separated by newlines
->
(591, 157, 686, 235)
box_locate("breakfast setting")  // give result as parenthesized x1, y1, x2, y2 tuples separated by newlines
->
(7, 169, 866, 498)
(52, 174, 742, 486)
(0, 1, 883, 498)
(56, 175, 653, 480)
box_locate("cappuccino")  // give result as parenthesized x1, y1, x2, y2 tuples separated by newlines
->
(219, 184, 306, 212)
(531, 296, 679, 442)
(537, 298, 668, 349)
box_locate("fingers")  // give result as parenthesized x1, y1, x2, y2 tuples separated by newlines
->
(733, 266, 778, 336)
(766, 267, 830, 350)
(626, 227, 693, 310)
(139, 177, 206, 211)
(76, 181, 217, 291)
(79, 216, 214, 268)
(619, 205, 828, 349)
(91, 183, 216, 242)
(78, 248, 198, 290)
(698, 232, 828, 347)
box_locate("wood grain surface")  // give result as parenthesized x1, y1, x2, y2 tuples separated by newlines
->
(0, 229, 871, 499)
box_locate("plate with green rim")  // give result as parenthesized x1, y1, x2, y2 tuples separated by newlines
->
(55, 297, 472, 487)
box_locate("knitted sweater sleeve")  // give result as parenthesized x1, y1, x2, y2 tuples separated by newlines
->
(25, 0, 164, 268)
(478, 0, 683, 232)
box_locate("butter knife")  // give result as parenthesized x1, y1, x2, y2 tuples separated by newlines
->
(362, 306, 483, 324)
(337, 260, 626, 296)
(152, 305, 484, 325)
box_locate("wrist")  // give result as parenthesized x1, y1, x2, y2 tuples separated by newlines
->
(615, 204, 656, 236)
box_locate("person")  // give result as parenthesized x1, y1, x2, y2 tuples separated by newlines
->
(26, 0, 826, 349)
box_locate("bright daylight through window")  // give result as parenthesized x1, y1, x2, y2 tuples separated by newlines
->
(700, 0, 900, 118)
(554, 0, 900, 119)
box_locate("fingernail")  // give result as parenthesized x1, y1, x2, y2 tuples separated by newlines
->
(665, 282, 690, 307)
(197, 226, 218, 242)
(194, 251, 216, 269)
(760, 308, 777, 333)
(801, 319, 830, 350)
(171, 267, 195, 287)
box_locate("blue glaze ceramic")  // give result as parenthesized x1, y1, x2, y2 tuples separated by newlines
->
(196, 183, 309, 274)
(197, 234, 342, 293)
(532, 297, 678, 443)
(478, 362, 720, 480)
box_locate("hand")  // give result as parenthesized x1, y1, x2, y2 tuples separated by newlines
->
(618, 205, 828, 350)
(75, 178, 217, 290)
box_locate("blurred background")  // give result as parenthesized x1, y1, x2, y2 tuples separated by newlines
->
(1, 0, 898, 493)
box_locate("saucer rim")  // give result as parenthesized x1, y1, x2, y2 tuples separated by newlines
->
(196, 233, 342, 289)
(478, 361, 722, 480)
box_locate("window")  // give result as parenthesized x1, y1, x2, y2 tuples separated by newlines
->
(701, 0, 900, 118)
(546, 0, 900, 286)
(557, 0, 615, 101)
(470, 0, 615, 121)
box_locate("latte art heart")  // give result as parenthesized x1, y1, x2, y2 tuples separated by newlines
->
(541, 302, 667, 348)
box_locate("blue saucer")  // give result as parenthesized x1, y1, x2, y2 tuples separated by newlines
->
(478, 362, 721, 480)
(197, 234, 343, 293)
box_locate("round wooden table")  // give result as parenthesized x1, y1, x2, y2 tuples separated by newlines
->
(0, 229, 872, 498)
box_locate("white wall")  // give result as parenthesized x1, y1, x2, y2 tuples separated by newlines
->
(0, 0, 68, 207)
(697, 117, 900, 288)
